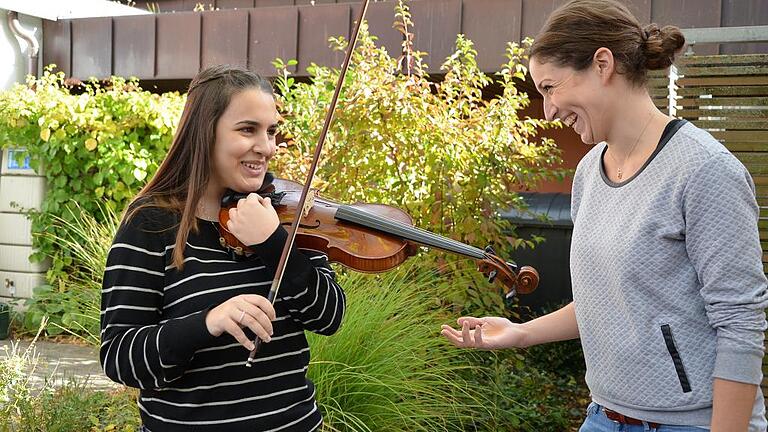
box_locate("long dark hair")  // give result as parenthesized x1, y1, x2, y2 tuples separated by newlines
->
(529, 0, 686, 86)
(126, 64, 274, 269)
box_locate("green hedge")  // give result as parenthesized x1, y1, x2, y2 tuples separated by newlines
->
(0, 68, 184, 284)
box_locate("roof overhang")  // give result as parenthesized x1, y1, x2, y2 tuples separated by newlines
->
(0, 0, 150, 21)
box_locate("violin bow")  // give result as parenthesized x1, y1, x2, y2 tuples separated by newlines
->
(246, 0, 372, 366)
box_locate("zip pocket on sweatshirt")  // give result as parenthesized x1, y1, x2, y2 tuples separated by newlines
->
(660, 324, 692, 393)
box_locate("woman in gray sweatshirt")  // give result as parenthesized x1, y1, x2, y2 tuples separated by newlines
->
(441, 1, 767, 430)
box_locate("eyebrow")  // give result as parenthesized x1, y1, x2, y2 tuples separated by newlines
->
(235, 120, 278, 128)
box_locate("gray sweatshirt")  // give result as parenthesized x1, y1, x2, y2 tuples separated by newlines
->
(570, 120, 768, 429)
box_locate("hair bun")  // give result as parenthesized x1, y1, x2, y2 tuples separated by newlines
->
(641, 23, 685, 70)
(642, 24, 661, 42)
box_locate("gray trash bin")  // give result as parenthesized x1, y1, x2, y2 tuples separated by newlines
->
(501, 192, 573, 314)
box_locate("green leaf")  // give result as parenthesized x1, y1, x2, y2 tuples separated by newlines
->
(46, 303, 64, 313)
(26, 310, 43, 329)
(133, 167, 146, 181)
(47, 322, 64, 335)
(32, 284, 53, 295)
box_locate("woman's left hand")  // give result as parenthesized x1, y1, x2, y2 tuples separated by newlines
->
(227, 193, 280, 245)
(441, 316, 529, 350)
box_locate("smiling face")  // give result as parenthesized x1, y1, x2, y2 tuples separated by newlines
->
(529, 56, 610, 145)
(209, 88, 278, 194)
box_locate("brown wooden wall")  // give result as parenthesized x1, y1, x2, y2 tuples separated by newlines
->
(42, 0, 767, 82)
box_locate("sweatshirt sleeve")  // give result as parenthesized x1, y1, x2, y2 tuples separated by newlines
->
(250, 226, 346, 335)
(684, 152, 768, 385)
(100, 208, 217, 390)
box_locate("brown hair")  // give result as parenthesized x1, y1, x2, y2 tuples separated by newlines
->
(126, 64, 274, 269)
(529, 0, 686, 86)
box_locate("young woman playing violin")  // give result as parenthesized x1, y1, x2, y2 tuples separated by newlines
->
(100, 64, 345, 432)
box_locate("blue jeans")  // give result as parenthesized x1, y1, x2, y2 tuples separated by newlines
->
(579, 402, 709, 432)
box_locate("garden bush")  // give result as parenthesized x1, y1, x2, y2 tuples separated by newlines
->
(272, 2, 564, 313)
(21, 203, 118, 343)
(309, 263, 494, 431)
(0, 68, 184, 291)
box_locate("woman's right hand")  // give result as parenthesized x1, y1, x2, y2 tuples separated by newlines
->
(440, 316, 529, 350)
(205, 294, 276, 351)
(227, 193, 280, 246)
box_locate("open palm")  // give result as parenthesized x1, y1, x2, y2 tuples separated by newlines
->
(440, 316, 527, 350)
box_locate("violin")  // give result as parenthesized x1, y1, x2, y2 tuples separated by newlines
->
(217, 175, 539, 301)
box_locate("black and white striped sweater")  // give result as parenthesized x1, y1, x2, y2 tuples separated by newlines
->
(100, 206, 345, 431)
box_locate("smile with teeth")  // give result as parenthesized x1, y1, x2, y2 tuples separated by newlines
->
(240, 161, 264, 174)
(563, 113, 578, 127)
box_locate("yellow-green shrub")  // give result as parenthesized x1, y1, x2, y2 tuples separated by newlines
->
(0, 68, 184, 293)
(272, 4, 564, 313)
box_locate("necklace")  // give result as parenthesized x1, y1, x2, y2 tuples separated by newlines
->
(607, 110, 654, 180)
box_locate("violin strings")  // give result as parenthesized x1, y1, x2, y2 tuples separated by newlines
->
(340, 207, 483, 257)
(334, 205, 486, 259)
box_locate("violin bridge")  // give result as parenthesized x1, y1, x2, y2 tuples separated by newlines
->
(302, 189, 317, 218)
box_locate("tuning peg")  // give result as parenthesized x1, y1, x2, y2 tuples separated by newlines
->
(484, 245, 496, 255)
(504, 288, 517, 301)
(487, 269, 498, 283)
(505, 260, 518, 272)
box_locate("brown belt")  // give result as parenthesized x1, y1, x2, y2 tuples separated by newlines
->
(603, 408, 661, 428)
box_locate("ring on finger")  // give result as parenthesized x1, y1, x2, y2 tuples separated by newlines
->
(238, 310, 246, 324)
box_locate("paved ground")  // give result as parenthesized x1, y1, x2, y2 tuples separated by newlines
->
(0, 338, 118, 390)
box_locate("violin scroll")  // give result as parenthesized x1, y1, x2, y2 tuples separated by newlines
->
(514, 266, 540, 296)
(477, 248, 539, 300)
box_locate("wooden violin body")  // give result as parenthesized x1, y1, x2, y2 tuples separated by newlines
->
(220, 178, 420, 272)
(218, 177, 539, 300)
